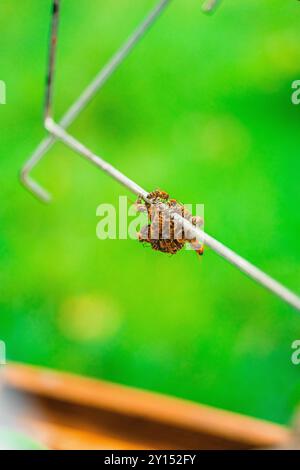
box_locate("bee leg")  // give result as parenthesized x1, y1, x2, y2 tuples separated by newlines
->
(135, 201, 148, 213)
(190, 238, 204, 256)
(192, 216, 204, 227)
(169, 199, 177, 205)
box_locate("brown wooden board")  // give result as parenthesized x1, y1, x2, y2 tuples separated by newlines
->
(0, 363, 290, 450)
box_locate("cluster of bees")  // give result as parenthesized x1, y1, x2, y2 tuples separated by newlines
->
(136, 190, 204, 257)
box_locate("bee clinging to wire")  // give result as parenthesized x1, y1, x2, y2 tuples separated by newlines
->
(136, 189, 204, 256)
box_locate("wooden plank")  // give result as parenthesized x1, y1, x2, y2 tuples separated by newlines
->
(1, 363, 290, 450)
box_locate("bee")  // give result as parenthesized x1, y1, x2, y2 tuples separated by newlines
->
(147, 189, 169, 201)
(137, 189, 204, 256)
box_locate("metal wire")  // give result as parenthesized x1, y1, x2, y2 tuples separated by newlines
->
(202, 0, 221, 13)
(20, 0, 300, 312)
(20, 0, 173, 203)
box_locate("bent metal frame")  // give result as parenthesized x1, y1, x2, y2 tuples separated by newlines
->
(20, 0, 300, 312)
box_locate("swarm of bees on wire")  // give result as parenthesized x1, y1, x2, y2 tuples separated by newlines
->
(136, 190, 204, 257)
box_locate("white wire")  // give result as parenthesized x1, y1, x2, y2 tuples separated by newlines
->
(20, 0, 173, 203)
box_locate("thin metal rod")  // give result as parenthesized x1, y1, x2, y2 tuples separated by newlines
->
(45, 117, 300, 312)
(20, 0, 172, 202)
(45, 117, 148, 198)
(45, 0, 60, 120)
(203, 233, 300, 311)
(202, 0, 222, 13)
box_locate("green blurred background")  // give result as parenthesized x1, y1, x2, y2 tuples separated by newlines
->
(1, 0, 300, 425)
